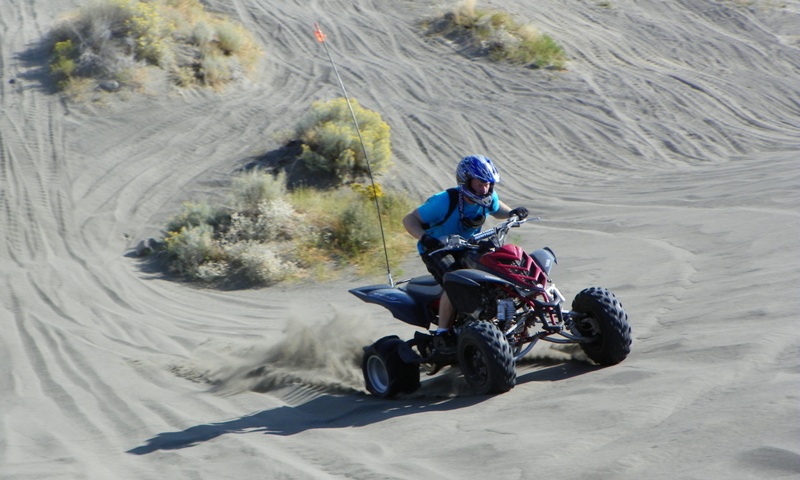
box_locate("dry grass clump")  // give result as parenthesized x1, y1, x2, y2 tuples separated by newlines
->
(48, 0, 262, 94)
(161, 171, 414, 287)
(426, 0, 566, 69)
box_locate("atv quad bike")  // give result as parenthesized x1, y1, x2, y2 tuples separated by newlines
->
(350, 216, 631, 398)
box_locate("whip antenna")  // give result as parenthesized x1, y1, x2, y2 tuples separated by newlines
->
(314, 23, 394, 287)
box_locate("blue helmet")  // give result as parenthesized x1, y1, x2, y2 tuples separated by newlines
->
(456, 155, 500, 207)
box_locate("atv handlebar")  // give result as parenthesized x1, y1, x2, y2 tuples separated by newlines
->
(428, 215, 539, 256)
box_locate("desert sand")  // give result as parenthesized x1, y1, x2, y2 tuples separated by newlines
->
(1, 0, 799, 478)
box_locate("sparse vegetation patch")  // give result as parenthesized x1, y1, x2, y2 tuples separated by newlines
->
(426, 0, 567, 69)
(159, 171, 413, 287)
(153, 97, 408, 287)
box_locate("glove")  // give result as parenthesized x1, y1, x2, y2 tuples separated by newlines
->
(509, 207, 529, 220)
(420, 232, 445, 253)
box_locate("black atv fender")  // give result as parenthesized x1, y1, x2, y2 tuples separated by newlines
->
(349, 285, 431, 329)
(442, 269, 514, 314)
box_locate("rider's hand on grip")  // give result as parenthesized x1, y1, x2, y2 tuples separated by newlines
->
(420, 232, 445, 253)
(509, 207, 528, 220)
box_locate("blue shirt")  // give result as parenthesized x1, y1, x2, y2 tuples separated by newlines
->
(416, 190, 500, 253)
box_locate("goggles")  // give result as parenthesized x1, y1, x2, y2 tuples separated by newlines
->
(460, 213, 486, 229)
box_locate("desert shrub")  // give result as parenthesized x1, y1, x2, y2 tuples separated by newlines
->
(122, 0, 173, 65)
(350, 182, 383, 201)
(50, 40, 78, 89)
(215, 22, 246, 55)
(223, 198, 302, 244)
(166, 201, 226, 233)
(159, 163, 416, 286)
(229, 170, 287, 216)
(161, 171, 307, 284)
(199, 51, 234, 86)
(330, 201, 381, 257)
(372, 186, 416, 231)
(172, 65, 197, 86)
(164, 223, 221, 277)
(426, 0, 566, 69)
(290, 98, 392, 184)
(47, 0, 262, 93)
(192, 20, 215, 48)
(292, 185, 414, 271)
(347, 182, 413, 251)
(223, 241, 297, 286)
(193, 261, 229, 282)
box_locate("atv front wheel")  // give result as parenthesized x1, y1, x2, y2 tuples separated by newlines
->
(571, 287, 632, 365)
(458, 322, 516, 395)
(362, 336, 420, 398)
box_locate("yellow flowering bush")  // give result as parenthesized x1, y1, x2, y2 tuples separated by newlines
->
(292, 98, 392, 184)
(351, 182, 384, 202)
(119, 0, 172, 64)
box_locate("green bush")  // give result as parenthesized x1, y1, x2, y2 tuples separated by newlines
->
(166, 201, 225, 233)
(292, 98, 392, 184)
(293, 185, 415, 272)
(164, 223, 221, 277)
(50, 40, 78, 88)
(331, 201, 381, 257)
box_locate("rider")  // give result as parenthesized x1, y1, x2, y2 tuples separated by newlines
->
(402, 155, 529, 352)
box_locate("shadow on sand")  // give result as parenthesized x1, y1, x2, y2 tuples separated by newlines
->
(128, 360, 598, 455)
(127, 392, 486, 454)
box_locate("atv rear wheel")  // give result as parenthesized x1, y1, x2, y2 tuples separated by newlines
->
(362, 336, 420, 398)
(571, 287, 632, 365)
(458, 322, 516, 395)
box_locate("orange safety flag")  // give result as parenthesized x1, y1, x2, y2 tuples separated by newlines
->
(314, 23, 326, 43)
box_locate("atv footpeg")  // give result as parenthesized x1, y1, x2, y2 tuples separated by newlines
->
(412, 331, 456, 370)
(398, 340, 423, 363)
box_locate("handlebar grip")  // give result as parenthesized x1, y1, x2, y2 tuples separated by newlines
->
(472, 229, 495, 241)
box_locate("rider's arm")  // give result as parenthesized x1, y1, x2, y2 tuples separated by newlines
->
(492, 201, 513, 219)
(402, 209, 426, 240)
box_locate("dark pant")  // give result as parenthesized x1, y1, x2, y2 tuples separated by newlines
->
(421, 251, 458, 285)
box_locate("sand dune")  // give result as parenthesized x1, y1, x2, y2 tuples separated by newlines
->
(1, 0, 798, 478)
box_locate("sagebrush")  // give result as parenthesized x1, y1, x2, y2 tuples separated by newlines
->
(48, 0, 262, 94)
(160, 171, 414, 286)
(287, 98, 392, 185)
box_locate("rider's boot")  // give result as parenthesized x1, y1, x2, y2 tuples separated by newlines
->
(432, 330, 457, 356)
